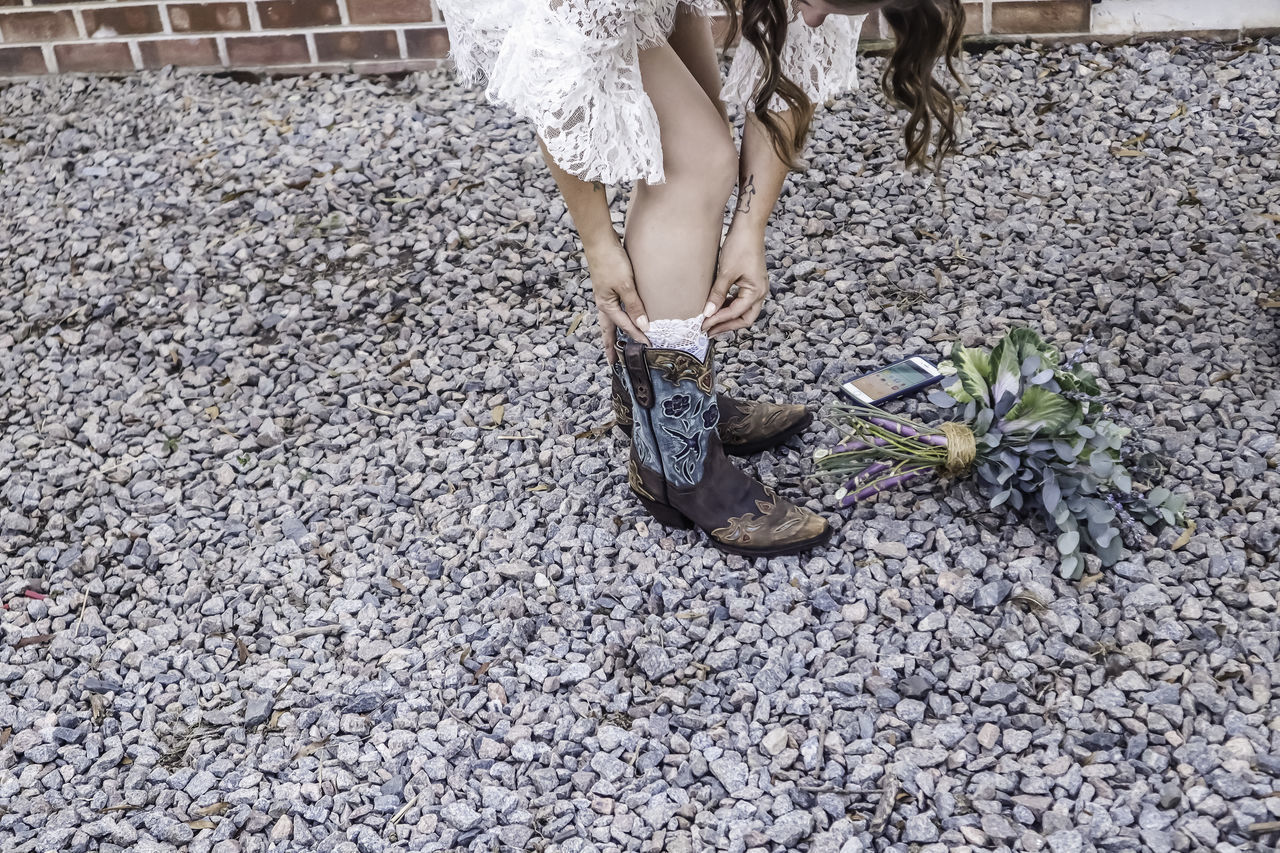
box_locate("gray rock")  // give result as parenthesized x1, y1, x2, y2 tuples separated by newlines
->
(973, 581, 1012, 609)
(767, 811, 815, 846)
(1047, 830, 1084, 853)
(904, 814, 940, 843)
(244, 694, 275, 727)
(636, 645, 674, 680)
(981, 682, 1019, 705)
(709, 756, 749, 793)
(440, 801, 482, 832)
(590, 751, 628, 782)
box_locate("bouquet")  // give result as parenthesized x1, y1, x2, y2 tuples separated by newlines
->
(815, 328, 1187, 579)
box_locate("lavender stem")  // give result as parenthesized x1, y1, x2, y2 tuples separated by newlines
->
(841, 467, 932, 507)
(867, 416, 920, 437)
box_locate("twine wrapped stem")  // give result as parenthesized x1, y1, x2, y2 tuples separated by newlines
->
(939, 422, 977, 474)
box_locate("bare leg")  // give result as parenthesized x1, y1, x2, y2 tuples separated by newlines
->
(624, 42, 738, 322)
(668, 8, 730, 126)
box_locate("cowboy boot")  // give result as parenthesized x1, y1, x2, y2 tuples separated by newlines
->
(618, 338, 831, 558)
(612, 341, 811, 456)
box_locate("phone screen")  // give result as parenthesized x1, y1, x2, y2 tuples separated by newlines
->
(845, 360, 936, 402)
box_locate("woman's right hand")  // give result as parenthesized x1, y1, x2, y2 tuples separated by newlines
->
(585, 241, 649, 364)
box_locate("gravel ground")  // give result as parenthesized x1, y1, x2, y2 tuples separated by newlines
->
(2, 35, 1278, 853)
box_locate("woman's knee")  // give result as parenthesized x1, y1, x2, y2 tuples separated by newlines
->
(669, 126, 738, 205)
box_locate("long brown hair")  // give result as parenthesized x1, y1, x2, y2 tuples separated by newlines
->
(719, 0, 966, 173)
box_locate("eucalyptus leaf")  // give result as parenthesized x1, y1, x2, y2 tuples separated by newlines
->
(973, 408, 995, 436)
(927, 389, 958, 408)
(1057, 530, 1080, 555)
(1085, 500, 1115, 524)
(1053, 440, 1078, 460)
(1059, 554, 1080, 580)
(1090, 453, 1114, 478)
(1042, 471, 1061, 514)
(1098, 535, 1125, 566)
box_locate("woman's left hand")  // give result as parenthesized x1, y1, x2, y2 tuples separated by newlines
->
(701, 226, 770, 338)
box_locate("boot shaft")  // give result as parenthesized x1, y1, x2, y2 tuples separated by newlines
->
(617, 338, 721, 489)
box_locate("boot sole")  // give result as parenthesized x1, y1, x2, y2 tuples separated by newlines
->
(616, 410, 813, 457)
(637, 497, 832, 558)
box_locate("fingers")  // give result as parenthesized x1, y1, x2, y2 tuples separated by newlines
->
(618, 290, 651, 342)
(604, 304, 650, 347)
(700, 273, 735, 331)
(705, 289, 756, 332)
(706, 297, 765, 338)
(601, 314, 618, 364)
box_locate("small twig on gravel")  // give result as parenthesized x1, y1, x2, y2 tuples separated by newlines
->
(74, 591, 89, 637)
(387, 790, 421, 830)
(869, 773, 900, 834)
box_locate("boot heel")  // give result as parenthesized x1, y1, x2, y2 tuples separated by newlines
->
(638, 497, 694, 530)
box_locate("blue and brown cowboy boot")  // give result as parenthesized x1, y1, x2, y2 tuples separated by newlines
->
(617, 337, 831, 558)
(612, 338, 811, 455)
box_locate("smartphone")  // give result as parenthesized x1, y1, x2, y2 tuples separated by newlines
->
(839, 356, 942, 405)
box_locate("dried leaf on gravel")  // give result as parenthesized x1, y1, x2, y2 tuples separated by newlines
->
(575, 421, 615, 440)
(1171, 522, 1196, 551)
(293, 739, 329, 761)
(194, 802, 230, 817)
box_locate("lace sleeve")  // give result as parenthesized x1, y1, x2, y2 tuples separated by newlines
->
(723, 12, 865, 113)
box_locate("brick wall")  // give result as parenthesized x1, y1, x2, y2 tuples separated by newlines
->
(0, 0, 448, 77)
(1, 0, 1277, 79)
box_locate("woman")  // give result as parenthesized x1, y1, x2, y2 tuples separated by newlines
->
(437, 0, 965, 557)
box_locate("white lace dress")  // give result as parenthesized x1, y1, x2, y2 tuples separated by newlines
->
(437, 0, 865, 185)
